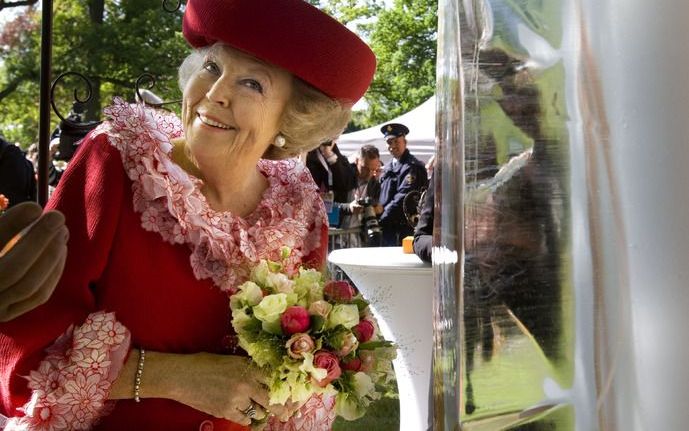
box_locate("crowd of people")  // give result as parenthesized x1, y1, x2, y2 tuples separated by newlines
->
(305, 122, 431, 249)
(0, 106, 83, 212)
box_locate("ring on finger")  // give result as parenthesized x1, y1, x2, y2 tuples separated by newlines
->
(240, 402, 257, 419)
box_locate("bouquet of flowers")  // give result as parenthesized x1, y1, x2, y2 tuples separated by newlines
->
(229, 247, 397, 421)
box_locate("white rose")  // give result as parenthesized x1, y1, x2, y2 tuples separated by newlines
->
(326, 304, 360, 329)
(351, 372, 375, 398)
(266, 272, 295, 294)
(254, 293, 288, 324)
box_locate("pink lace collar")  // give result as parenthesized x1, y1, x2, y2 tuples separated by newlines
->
(96, 98, 326, 292)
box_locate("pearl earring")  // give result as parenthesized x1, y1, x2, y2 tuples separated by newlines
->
(274, 135, 286, 148)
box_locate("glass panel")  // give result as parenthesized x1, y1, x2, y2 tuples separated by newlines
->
(436, 0, 689, 430)
(437, 0, 579, 428)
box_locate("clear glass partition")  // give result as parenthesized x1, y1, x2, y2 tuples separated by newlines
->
(435, 0, 689, 430)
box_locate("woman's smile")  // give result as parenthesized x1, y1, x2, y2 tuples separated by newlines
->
(197, 112, 233, 130)
(181, 44, 293, 162)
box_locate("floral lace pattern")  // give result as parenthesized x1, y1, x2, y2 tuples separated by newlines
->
(5, 312, 131, 431)
(98, 99, 326, 292)
(265, 393, 336, 431)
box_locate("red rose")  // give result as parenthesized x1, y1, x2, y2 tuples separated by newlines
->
(324, 280, 356, 303)
(281, 306, 310, 335)
(312, 350, 342, 387)
(341, 356, 362, 372)
(352, 319, 375, 342)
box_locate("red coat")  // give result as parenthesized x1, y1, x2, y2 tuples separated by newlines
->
(0, 103, 328, 431)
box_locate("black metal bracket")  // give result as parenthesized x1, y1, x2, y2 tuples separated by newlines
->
(135, 73, 182, 109)
(49, 72, 97, 125)
(0, 0, 38, 10)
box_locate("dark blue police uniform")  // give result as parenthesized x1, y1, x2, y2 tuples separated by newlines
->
(379, 148, 428, 246)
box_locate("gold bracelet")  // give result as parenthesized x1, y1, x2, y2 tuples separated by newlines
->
(134, 348, 145, 403)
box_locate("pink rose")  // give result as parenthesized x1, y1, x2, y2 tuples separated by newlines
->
(340, 356, 362, 372)
(286, 333, 315, 359)
(281, 306, 311, 335)
(312, 350, 342, 387)
(324, 280, 356, 303)
(352, 319, 375, 342)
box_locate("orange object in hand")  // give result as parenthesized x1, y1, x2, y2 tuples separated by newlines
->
(402, 236, 414, 254)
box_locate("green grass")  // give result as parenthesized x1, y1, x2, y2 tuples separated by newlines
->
(461, 306, 572, 427)
(333, 395, 400, 431)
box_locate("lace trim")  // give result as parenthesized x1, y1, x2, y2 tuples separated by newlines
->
(265, 393, 336, 431)
(96, 99, 326, 292)
(5, 312, 131, 431)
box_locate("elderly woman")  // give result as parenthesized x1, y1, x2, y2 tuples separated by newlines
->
(0, 0, 375, 429)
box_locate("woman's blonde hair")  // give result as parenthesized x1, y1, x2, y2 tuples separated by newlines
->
(178, 45, 353, 160)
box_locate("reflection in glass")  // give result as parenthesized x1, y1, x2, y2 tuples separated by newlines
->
(437, 0, 689, 430)
(436, 0, 576, 429)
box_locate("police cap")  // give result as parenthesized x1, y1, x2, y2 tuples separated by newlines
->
(380, 123, 410, 140)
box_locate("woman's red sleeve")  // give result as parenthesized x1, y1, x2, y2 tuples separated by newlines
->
(0, 133, 132, 428)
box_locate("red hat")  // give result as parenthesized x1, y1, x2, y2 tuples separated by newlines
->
(183, 0, 376, 104)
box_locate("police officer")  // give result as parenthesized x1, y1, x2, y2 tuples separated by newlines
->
(378, 123, 428, 246)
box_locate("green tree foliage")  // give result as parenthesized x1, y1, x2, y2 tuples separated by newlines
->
(311, 0, 438, 130)
(307, 0, 382, 25)
(0, 0, 187, 146)
(0, 0, 438, 145)
(363, 0, 437, 126)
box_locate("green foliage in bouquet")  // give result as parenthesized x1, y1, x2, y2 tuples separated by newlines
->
(229, 247, 397, 421)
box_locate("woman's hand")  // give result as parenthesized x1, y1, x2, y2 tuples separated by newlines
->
(0, 202, 68, 322)
(168, 352, 272, 425)
(120, 351, 301, 426)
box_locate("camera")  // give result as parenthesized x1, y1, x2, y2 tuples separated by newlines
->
(357, 197, 382, 247)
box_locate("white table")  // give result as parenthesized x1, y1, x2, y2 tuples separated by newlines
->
(328, 247, 432, 431)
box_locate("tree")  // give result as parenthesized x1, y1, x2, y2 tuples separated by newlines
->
(310, 0, 438, 129)
(0, 0, 188, 146)
(0, 0, 438, 145)
(0, 5, 41, 145)
(363, 0, 437, 126)
(307, 0, 382, 25)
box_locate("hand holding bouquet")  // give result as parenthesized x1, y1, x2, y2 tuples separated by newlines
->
(230, 247, 396, 422)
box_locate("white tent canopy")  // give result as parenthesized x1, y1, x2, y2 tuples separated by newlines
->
(336, 96, 436, 164)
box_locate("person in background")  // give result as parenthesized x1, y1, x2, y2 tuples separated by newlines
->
(378, 122, 428, 246)
(339, 144, 383, 247)
(0, 136, 36, 208)
(0, 0, 376, 429)
(305, 140, 356, 227)
(412, 175, 434, 263)
(25, 143, 38, 170)
(425, 154, 436, 180)
(0, 202, 68, 322)
(26, 141, 66, 189)
(414, 154, 436, 261)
